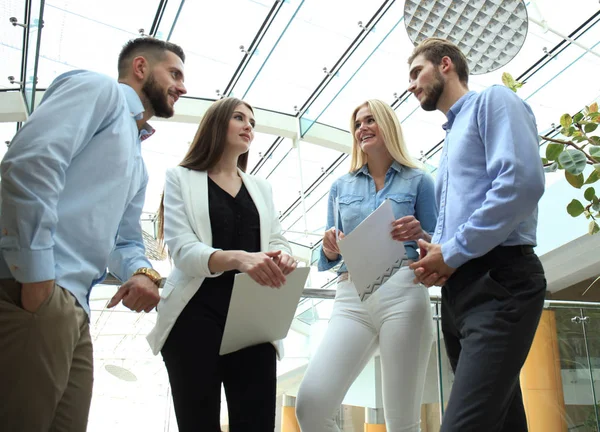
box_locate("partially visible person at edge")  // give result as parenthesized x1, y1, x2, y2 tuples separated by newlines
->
(0, 37, 187, 431)
(295, 99, 436, 432)
(147, 97, 296, 431)
(407, 37, 546, 432)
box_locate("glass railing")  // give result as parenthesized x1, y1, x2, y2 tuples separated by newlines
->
(282, 291, 600, 432)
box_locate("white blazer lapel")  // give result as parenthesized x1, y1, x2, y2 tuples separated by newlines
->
(183, 169, 212, 246)
(239, 170, 270, 252)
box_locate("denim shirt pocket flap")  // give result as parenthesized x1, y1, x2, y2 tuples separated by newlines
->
(387, 193, 415, 204)
(338, 195, 364, 205)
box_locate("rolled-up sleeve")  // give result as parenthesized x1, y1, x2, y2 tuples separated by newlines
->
(317, 181, 342, 271)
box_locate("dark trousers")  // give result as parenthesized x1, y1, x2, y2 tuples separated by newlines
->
(440, 246, 547, 432)
(161, 308, 276, 432)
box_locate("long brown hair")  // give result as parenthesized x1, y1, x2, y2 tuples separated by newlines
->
(157, 97, 254, 246)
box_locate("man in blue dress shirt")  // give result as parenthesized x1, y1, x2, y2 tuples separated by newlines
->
(0, 37, 186, 430)
(407, 38, 547, 431)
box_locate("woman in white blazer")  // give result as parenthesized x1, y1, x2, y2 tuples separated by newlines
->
(147, 97, 296, 431)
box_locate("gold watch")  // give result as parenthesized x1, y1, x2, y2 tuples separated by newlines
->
(132, 267, 161, 286)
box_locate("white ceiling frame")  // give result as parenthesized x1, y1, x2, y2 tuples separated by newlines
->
(0, 90, 353, 153)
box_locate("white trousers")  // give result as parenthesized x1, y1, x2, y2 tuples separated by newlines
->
(296, 267, 434, 432)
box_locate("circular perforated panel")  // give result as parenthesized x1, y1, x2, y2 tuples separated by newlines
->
(404, 0, 528, 75)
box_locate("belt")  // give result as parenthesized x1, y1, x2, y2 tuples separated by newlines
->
(484, 245, 535, 261)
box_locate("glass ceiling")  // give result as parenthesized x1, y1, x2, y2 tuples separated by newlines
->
(1, 0, 600, 429)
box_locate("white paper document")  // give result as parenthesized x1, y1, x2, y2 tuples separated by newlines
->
(337, 199, 406, 301)
(219, 266, 310, 356)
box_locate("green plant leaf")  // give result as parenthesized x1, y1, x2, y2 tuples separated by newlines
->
(501, 72, 514, 86)
(594, 202, 600, 212)
(585, 123, 598, 133)
(589, 220, 600, 235)
(584, 210, 592, 218)
(590, 146, 600, 159)
(559, 149, 588, 175)
(589, 136, 600, 146)
(595, 164, 600, 173)
(546, 143, 564, 161)
(585, 170, 600, 184)
(584, 187, 596, 200)
(502, 72, 516, 91)
(573, 136, 587, 143)
(544, 162, 558, 173)
(590, 102, 599, 114)
(567, 199, 585, 217)
(560, 113, 573, 128)
(541, 157, 549, 164)
(566, 171, 585, 188)
(573, 112, 585, 123)
(589, 112, 600, 121)
(560, 127, 573, 137)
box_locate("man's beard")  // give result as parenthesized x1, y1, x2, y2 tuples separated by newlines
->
(142, 73, 173, 118)
(420, 69, 444, 112)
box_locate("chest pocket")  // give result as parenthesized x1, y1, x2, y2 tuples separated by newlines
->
(387, 193, 415, 219)
(338, 194, 364, 232)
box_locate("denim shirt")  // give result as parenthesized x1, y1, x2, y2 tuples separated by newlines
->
(318, 161, 438, 273)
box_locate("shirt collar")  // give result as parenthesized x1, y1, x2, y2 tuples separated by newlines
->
(355, 160, 403, 177)
(442, 91, 476, 131)
(118, 83, 155, 141)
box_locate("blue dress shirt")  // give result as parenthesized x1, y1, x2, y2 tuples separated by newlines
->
(318, 161, 437, 273)
(0, 70, 153, 315)
(433, 85, 545, 269)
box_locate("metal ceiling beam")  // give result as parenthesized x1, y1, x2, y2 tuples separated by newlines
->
(148, 0, 169, 37)
(224, 0, 286, 97)
(16, 0, 46, 116)
(295, 0, 395, 118)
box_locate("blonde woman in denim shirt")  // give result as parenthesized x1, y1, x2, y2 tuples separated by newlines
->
(296, 100, 437, 432)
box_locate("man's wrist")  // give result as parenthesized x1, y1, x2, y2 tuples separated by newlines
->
(132, 267, 161, 286)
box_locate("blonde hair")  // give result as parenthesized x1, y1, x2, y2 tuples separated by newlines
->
(349, 99, 418, 172)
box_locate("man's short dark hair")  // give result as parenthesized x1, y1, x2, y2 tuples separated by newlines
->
(118, 37, 185, 78)
(408, 37, 469, 85)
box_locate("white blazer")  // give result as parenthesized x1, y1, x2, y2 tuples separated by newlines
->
(146, 166, 292, 357)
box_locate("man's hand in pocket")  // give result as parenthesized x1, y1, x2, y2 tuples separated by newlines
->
(21, 280, 54, 313)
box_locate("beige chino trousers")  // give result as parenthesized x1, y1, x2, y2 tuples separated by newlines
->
(0, 279, 93, 432)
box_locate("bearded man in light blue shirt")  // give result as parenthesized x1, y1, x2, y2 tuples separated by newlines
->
(0, 37, 186, 430)
(407, 38, 546, 432)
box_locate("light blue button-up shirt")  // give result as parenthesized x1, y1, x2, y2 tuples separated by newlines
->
(0, 70, 153, 315)
(319, 161, 437, 273)
(433, 85, 545, 269)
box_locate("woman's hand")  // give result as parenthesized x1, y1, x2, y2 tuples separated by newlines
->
(322, 227, 345, 261)
(391, 216, 430, 242)
(236, 250, 286, 288)
(273, 252, 298, 276)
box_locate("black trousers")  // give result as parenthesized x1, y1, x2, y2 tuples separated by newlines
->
(161, 306, 276, 432)
(440, 246, 546, 432)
